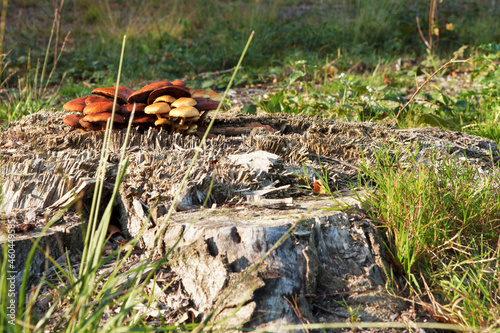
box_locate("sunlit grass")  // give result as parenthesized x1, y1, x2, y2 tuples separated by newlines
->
(0, 11, 69, 124)
(357, 145, 500, 328)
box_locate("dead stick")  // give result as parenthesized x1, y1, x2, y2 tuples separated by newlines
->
(209, 126, 253, 135)
(395, 59, 467, 120)
(189, 67, 236, 79)
(416, 16, 431, 51)
(309, 153, 360, 171)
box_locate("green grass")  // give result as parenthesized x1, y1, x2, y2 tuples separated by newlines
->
(357, 146, 500, 328)
(2, 1, 500, 133)
(257, 43, 500, 145)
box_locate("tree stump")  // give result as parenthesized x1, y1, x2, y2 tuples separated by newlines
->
(1, 110, 498, 330)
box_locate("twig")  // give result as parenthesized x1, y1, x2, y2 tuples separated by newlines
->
(312, 304, 350, 318)
(0, 0, 7, 56)
(52, 0, 65, 65)
(208, 126, 253, 136)
(189, 67, 236, 79)
(416, 16, 431, 51)
(395, 59, 467, 120)
(429, 0, 438, 51)
(309, 153, 360, 171)
(416, 0, 438, 53)
(284, 295, 310, 331)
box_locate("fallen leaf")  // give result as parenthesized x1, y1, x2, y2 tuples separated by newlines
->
(122, 244, 135, 253)
(312, 180, 328, 195)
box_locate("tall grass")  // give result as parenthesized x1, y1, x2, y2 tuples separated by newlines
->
(358, 145, 500, 328)
(0, 0, 6, 56)
(0, 2, 69, 124)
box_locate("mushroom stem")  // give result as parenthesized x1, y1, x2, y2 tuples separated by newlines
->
(198, 111, 209, 122)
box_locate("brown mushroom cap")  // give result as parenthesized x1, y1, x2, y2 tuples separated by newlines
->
(131, 114, 156, 124)
(193, 98, 220, 111)
(144, 103, 171, 115)
(171, 97, 197, 108)
(83, 112, 126, 123)
(169, 105, 199, 118)
(171, 79, 187, 88)
(154, 95, 176, 104)
(91, 86, 135, 104)
(79, 118, 100, 131)
(83, 101, 119, 115)
(65, 81, 230, 133)
(147, 86, 191, 104)
(119, 103, 147, 113)
(208, 90, 223, 102)
(127, 81, 171, 104)
(63, 113, 85, 128)
(63, 96, 88, 113)
(85, 95, 114, 105)
(191, 89, 210, 99)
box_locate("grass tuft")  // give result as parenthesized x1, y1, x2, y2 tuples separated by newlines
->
(358, 145, 500, 328)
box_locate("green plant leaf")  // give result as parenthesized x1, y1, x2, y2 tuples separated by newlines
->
(288, 70, 305, 85)
(202, 79, 215, 89)
(478, 42, 500, 54)
(241, 104, 257, 115)
(418, 113, 447, 127)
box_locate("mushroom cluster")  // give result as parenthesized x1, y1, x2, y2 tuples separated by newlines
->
(62, 80, 223, 134)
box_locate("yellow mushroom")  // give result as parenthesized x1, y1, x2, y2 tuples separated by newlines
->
(171, 97, 197, 108)
(154, 95, 176, 104)
(169, 105, 200, 127)
(187, 124, 198, 134)
(144, 102, 171, 115)
(208, 90, 223, 102)
(190, 89, 209, 99)
(155, 117, 173, 126)
(169, 105, 199, 118)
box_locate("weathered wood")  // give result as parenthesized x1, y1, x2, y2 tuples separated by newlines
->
(1, 110, 498, 330)
(150, 196, 406, 330)
(0, 213, 83, 298)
